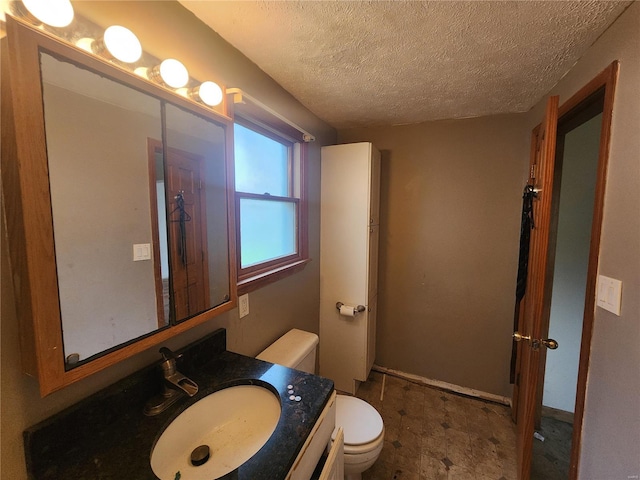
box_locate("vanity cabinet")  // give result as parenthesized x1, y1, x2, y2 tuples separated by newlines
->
(287, 391, 337, 480)
(319, 427, 345, 480)
(2, 16, 236, 396)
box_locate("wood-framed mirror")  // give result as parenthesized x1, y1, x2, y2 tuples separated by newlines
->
(2, 16, 237, 396)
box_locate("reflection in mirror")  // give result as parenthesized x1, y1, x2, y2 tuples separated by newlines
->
(148, 141, 171, 322)
(40, 52, 167, 367)
(164, 104, 230, 322)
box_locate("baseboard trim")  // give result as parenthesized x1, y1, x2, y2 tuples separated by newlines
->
(372, 364, 512, 407)
(541, 405, 574, 425)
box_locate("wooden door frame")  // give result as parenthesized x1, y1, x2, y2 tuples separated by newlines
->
(563, 61, 618, 480)
(147, 138, 168, 328)
(533, 90, 607, 428)
(514, 61, 618, 480)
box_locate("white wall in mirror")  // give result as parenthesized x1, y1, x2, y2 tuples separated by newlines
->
(41, 52, 166, 363)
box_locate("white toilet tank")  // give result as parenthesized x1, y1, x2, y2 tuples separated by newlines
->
(256, 329, 319, 374)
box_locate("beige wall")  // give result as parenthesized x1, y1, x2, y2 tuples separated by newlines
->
(0, 2, 335, 478)
(339, 114, 529, 397)
(523, 3, 640, 477)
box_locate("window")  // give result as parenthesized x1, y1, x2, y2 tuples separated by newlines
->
(234, 118, 308, 292)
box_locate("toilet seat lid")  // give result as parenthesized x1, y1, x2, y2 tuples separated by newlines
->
(332, 395, 384, 446)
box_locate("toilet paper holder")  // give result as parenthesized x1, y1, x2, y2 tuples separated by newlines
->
(335, 302, 366, 314)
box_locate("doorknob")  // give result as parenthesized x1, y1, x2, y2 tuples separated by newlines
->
(540, 338, 558, 350)
(513, 332, 531, 343)
(513, 332, 559, 350)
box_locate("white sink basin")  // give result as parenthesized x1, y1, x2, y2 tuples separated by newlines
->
(150, 385, 281, 480)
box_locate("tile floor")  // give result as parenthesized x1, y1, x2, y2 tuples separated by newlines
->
(355, 371, 518, 480)
(531, 416, 572, 480)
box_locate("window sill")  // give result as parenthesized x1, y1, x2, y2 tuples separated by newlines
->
(237, 258, 311, 295)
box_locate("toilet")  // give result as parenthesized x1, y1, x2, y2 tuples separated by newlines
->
(257, 329, 384, 480)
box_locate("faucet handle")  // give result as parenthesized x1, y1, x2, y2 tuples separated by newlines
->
(159, 347, 183, 377)
(159, 347, 182, 362)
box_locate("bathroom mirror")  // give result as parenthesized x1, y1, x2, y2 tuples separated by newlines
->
(2, 17, 236, 395)
(41, 52, 168, 363)
(164, 104, 231, 322)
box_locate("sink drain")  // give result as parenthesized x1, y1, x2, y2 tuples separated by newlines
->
(190, 445, 210, 466)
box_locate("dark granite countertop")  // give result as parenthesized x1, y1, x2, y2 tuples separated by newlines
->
(24, 329, 334, 479)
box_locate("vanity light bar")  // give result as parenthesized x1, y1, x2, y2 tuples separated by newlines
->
(9, 0, 225, 110)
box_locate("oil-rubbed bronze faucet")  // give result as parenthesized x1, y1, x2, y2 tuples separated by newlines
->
(144, 347, 199, 416)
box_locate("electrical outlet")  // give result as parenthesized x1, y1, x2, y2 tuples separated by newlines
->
(239, 294, 249, 318)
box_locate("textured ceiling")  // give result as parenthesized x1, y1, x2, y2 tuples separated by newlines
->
(179, 1, 630, 129)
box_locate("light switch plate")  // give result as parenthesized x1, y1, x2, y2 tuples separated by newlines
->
(133, 243, 151, 261)
(596, 275, 622, 316)
(239, 294, 249, 318)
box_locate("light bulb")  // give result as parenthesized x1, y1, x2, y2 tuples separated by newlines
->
(158, 59, 189, 89)
(176, 87, 189, 98)
(196, 81, 223, 107)
(103, 26, 142, 63)
(21, 0, 74, 28)
(75, 37, 94, 53)
(134, 66, 149, 78)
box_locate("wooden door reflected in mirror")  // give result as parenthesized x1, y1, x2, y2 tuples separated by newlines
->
(164, 104, 231, 323)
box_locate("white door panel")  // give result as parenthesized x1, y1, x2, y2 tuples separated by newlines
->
(320, 142, 380, 394)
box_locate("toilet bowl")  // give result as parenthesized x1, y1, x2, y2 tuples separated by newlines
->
(257, 329, 385, 479)
(333, 394, 384, 480)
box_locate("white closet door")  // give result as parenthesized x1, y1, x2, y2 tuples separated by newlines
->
(320, 143, 371, 304)
(320, 142, 380, 393)
(368, 224, 379, 299)
(369, 146, 381, 226)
